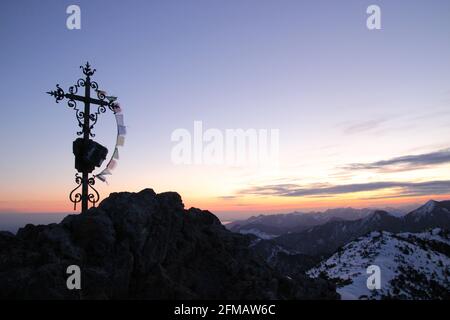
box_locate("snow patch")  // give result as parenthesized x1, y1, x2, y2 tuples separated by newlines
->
(239, 228, 277, 239)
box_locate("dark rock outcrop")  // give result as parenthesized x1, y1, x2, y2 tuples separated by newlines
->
(0, 189, 337, 300)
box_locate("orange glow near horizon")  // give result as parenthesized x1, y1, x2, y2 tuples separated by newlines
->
(193, 193, 450, 214)
(2, 147, 450, 217)
(3, 190, 446, 216)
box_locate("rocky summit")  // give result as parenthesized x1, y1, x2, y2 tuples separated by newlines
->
(0, 189, 337, 300)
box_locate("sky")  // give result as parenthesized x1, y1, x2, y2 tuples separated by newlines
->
(0, 0, 450, 221)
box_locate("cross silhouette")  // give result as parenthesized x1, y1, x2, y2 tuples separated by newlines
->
(47, 62, 116, 213)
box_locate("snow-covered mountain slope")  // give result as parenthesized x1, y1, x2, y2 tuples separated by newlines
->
(307, 229, 450, 300)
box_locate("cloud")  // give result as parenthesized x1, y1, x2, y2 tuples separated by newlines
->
(340, 118, 389, 135)
(239, 180, 450, 198)
(217, 195, 238, 200)
(344, 148, 450, 172)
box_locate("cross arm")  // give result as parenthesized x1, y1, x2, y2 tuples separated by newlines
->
(65, 93, 110, 106)
(47, 85, 110, 106)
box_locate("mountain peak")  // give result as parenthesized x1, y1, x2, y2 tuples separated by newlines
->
(412, 200, 439, 217)
(362, 210, 391, 223)
(424, 199, 438, 209)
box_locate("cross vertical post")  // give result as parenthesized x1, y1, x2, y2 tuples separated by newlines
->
(81, 75, 91, 213)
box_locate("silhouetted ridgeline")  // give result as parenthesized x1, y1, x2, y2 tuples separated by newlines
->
(0, 189, 337, 299)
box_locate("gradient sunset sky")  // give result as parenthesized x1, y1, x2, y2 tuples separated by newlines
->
(1, 0, 450, 220)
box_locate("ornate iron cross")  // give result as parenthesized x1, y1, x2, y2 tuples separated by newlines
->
(47, 62, 116, 213)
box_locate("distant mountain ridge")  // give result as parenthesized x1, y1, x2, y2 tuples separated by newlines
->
(0, 213, 68, 233)
(227, 207, 389, 238)
(273, 200, 450, 256)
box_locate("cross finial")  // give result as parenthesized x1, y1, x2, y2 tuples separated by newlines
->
(81, 61, 96, 77)
(46, 84, 65, 102)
